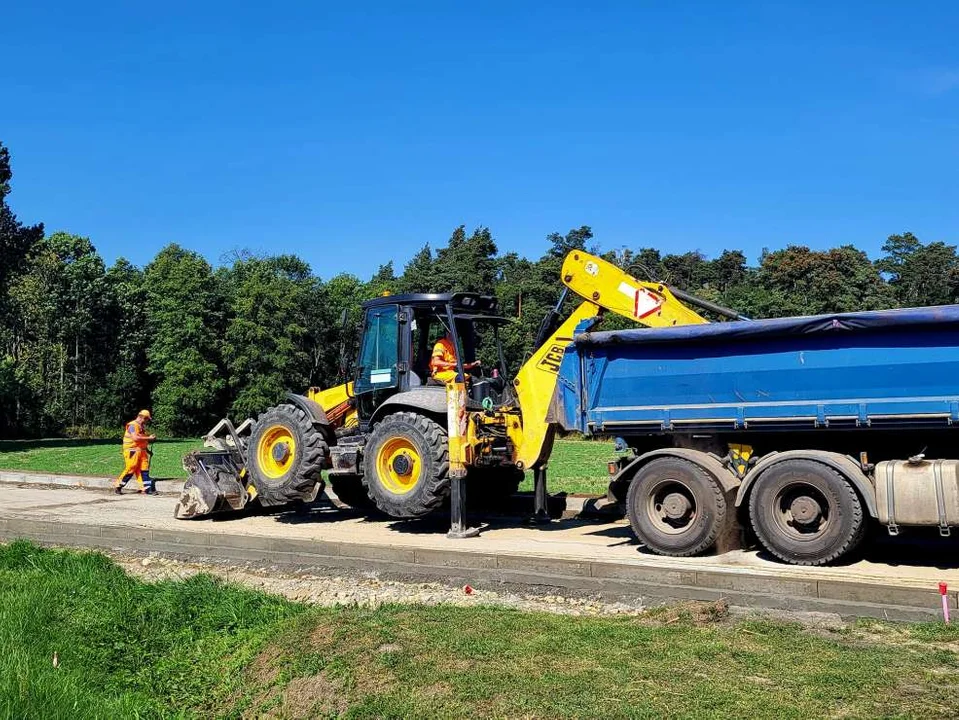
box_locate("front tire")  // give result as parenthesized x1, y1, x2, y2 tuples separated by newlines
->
(248, 404, 328, 507)
(749, 459, 865, 566)
(364, 412, 450, 518)
(626, 457, 727, 557)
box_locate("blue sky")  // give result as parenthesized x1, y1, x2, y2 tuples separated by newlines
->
(2, 2, 957, 278)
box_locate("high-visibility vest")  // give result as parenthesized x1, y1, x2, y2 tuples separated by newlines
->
(430, 337, 457, 377)
(122, 419, 148, 451)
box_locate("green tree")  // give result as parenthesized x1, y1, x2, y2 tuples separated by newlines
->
(711, 249, 748, 293)
(0, 143, 43, 313)
(495, 227, 593, 371)
(45, 232, 112, 428)
(367, 260, 396, 297)
(611, 247, 665, 281)
(398, 244, 435, 293)
(222, 254, 315, 419)
(737, 245, 894, 318)
(432, 226, 499, 293)
(6, 233, 113, 433)
(97, 259, 151, 426)
(6, 241, 62, 433)
(0, 142, 44, 435)
(661, 251, 712, 290)
(310, 272, 368, 387)
(878, 232, 959, 307)
(495, 252, 543, 370)
(144, 244, 226, 435)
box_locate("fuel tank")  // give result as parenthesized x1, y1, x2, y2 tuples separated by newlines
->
(875, 459, 959, 530)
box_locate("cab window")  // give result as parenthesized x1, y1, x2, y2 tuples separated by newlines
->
(354, 305, 398, 393)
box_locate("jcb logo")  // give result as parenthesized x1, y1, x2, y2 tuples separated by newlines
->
(537, 344, 565, 374)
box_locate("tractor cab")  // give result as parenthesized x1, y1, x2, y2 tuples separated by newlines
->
(351, 292, 511, 428)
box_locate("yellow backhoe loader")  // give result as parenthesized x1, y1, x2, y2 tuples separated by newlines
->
(175, 250, 734, 532)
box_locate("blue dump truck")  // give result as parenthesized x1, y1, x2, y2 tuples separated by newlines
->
(555, 305, 959, 566)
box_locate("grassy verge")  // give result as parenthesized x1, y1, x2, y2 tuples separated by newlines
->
(4, 542, 959, 719)
(0, 438, 203, 480)
(520, 437, 619, 495)
(0, 437, 617, 495)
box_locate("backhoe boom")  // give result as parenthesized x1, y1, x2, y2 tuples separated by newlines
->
(510, 251, 708, 470)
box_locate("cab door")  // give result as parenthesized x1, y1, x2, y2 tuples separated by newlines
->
(353, 304, 400, 424)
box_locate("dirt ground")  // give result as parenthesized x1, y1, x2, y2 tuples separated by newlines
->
(112, 549, 848, 629)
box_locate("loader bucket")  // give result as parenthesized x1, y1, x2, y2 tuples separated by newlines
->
(175, 450, 249, 519)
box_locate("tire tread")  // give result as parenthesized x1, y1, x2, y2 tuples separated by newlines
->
(364, 412, 450, 518)
(248, 403, 328, 506)
(748, 460, 865, 566)
(626, 457, 727, 557)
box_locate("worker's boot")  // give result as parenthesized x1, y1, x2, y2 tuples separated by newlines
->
(114, 487, 122, 495)
(142, 472, 157, 495)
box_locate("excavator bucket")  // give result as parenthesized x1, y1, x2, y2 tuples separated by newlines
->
(174, 418, 253, 519)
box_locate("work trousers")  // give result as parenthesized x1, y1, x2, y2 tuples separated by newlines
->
(115, 448, 154, 491)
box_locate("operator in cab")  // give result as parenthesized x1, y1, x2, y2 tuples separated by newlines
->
(115, 409, 158, 495)
(430, 331, 480, 384)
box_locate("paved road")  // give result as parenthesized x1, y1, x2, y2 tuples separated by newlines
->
(3, 484, 958, 620)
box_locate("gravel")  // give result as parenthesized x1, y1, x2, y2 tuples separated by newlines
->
(112, 551, 649, 617)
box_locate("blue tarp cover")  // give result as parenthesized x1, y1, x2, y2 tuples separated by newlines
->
(575, 305, 959, 347)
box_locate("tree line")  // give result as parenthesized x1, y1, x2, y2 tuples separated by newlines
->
(1, 141, 956, 438)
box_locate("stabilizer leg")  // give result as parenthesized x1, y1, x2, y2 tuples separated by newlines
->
(530, 466, 551, 524)
(447, 473, 480, 539)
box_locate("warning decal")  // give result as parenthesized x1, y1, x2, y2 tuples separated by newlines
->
(617, 282, 663, 318)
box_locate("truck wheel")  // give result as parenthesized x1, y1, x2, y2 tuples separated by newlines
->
(328, 474, 375, 509)
(749, 459, 865, 566)
(626, 457, 727, 556)
(248, 403, 328, 507)
(364, 412, 450, 518)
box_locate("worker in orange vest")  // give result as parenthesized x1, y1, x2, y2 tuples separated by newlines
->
(430, 332, 480, 384)
(115, 409, 157, 495)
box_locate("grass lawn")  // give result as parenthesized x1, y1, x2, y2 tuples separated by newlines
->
(0, 436, 617, 495)
(3, 541, 959, 719)
(519, 437, 619, 495)
(0, 438, 203, 481)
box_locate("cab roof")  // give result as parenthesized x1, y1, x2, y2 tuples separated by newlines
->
(361, 292, 501, 317)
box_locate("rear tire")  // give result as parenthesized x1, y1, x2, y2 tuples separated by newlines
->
(749, 459, 865, 566)
(364, 412, 449, 518)
(248, 403, 328, 507)
(626, 457, 727, 557)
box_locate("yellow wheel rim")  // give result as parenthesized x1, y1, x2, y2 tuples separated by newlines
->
(256, 424, 297, 479)
(376, 437, 422, 495)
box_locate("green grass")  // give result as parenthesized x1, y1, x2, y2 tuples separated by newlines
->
(0, 436, 616, 494)
(519, 437, 619, 495)
(3, 542, 959, 719)
(0, 438, 203, 481)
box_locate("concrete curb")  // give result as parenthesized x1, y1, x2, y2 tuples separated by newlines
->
(0, 470, 183, 494)
(0, 516, 949, 621)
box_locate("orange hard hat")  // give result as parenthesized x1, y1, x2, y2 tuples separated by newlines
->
(138, 409, 152, 419)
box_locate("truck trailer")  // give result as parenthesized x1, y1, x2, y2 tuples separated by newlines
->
(557, 305, 959, 565)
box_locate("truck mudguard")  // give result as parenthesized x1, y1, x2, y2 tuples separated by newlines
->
(735, 450, 878, 518)
(612, 448, 740, 494)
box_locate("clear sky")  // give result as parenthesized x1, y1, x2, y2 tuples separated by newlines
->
(2, 2, 957, 278)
